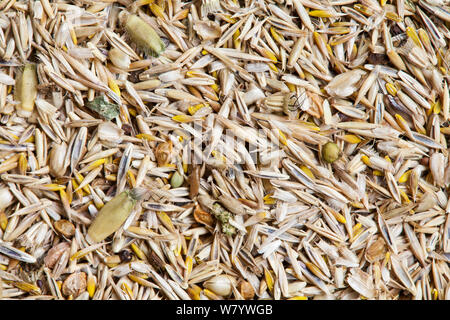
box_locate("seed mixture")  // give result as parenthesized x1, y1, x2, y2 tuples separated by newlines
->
(0, 0, 449, 300)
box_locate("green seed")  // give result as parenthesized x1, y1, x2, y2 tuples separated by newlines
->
(124, 14, 165, 57)
(15, 63, 37, 117)
(322, 142, 340, 163)
(170, 171, 184, 188)
(87, 188, 143, 243)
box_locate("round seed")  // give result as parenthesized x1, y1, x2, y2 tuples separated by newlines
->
(321, 142, 340, 163)
(54, 219, 75, 238)
(170, 171, 184, 188)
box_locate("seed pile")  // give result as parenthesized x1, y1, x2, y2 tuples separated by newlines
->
(0, 0, 449, 300)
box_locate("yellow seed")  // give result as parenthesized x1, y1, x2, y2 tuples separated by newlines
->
(432, 289, 438, 300)
(305, 262, 325, 278)
(406, 27, 422, 48)
(288, 296, 308, 300)
(18, 153, 27, 174)
(42, 184, 66, 191)
(418, 29, 431, 48)
(131, 243, 146, 260)
(188, 103, 206, 115)
(138, 0, 155, 5)
(75, 173, 90, 194)
(386, 83, 397, 96)
(398, 170, 411, 183)
(127, 170, 136, 188)
(433, 100, 442, 114)
(135, 133, 157, 141)
(156, 211, 175, 232)
(361, 155, 371, 165)
(11, 281, 41, 295)
(233, 29, 241, 49)
(326, 44, 333, 56)
(0, 211, 7, 231)
(352, 223, 362, 233)
(263, 194, 276, 205)
(350, 201, 364, 209)
(128, 107, 137, 117)
(287, 83, 296, 92)
(309, 10, 333, 18)
(0, 264, 6, 270)
(87, 275, 96, 298)
(172, 114, 196, 123)
(108, 78, 121, 97)
(380, 0, 387, 6)
(333, 211, 347, 224)
(270, 27, 284, 44)
(121, 282, 133, 299)
(222, 14, 237, 24)
(373, 170, 383, 176)
(300, 165, 315, 179)
(211, 150, 226, 163)
(278, 129, 288, 145)
(400, 191, 410, 203)
(384, 156, 391, 163)
(261, 48, 278, 63)
(268, 63, 278, 72)
(69, 25, 77, 45)
(426, 103, 434, 116)
(185, 256, 193, 275)
(149, 3, 165, 19)
(81, 158, 106, 173)
(383, 251, 391, 267)
(385, 11, 402, 22)
(354, 4, 374, 16)
(342, 134, 361, 144)
(264, 268, 274, 292)
(188, 285, 202, 300)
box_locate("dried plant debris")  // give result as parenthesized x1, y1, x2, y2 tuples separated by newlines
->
(0, 0, 448, 301)
(86, 96, 120, 121)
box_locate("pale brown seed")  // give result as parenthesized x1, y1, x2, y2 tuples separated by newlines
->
(62, 272, 87, 298)
(54, 219, 75, 238)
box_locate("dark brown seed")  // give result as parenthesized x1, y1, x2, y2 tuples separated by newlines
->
(148, 250, 165, 270)
(420, 157, 429, 166)
(368, 53, 389, 65)
(189, 165, 200, 199)
(119, 249, 133, 262)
